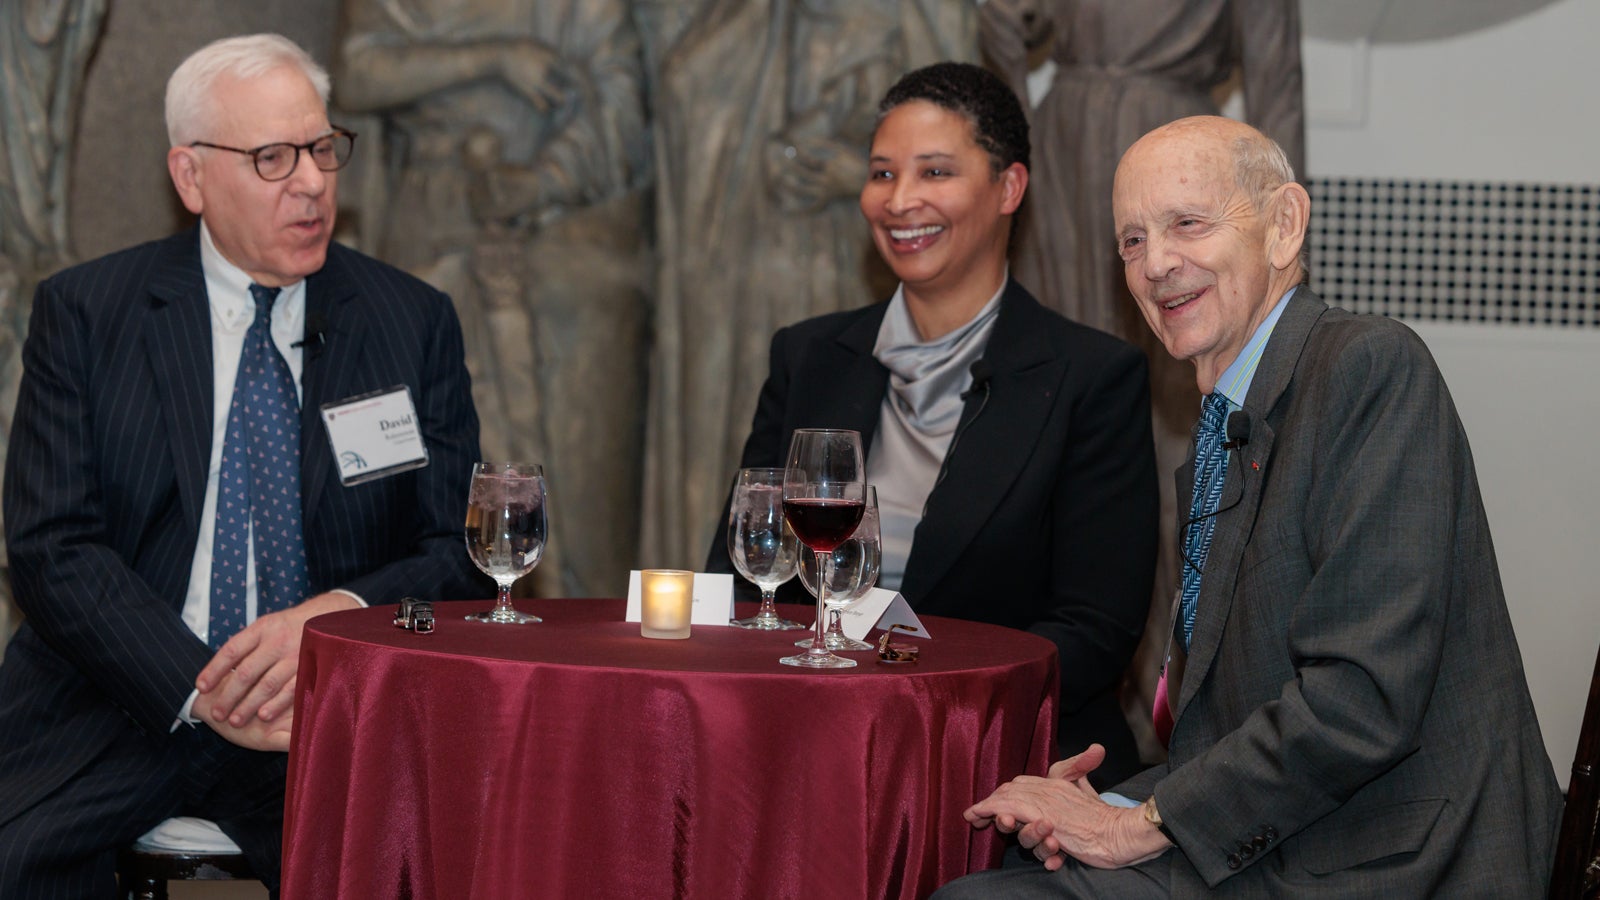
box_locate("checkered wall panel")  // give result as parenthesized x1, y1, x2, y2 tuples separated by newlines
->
(1306, 178, 1600, 327)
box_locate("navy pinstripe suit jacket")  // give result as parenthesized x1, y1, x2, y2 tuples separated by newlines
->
(0, 227, 489, 826)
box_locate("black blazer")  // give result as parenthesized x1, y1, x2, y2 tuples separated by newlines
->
(709, 279, 1159, 781)
(0, 228, 489, 827)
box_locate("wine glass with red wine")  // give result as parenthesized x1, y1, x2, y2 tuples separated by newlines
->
(795, 485, 879, 651)
(779, 429, 865, 669)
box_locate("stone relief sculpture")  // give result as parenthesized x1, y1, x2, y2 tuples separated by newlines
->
(336, 0, 651, 596)
(981, 0, 1306, 757)
(637, 0, 975, 567)
(0, 0, 107, 651)
(982, 0, 1305, 337)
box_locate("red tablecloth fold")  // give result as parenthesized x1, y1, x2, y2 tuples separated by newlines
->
(282, 599, 1058, 899)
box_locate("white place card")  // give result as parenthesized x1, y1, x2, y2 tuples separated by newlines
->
(320, 385, 429, 486)
(836, 588, 931, 642)
(625, 571, 735, 627)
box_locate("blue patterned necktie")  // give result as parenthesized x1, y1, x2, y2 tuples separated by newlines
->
(1178, 391, 1232, 650)
(208, 284, 311, 648)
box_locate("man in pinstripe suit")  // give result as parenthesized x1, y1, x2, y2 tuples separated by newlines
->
(0, 34, 488, 896)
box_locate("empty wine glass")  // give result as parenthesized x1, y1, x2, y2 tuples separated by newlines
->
(727, 468, 805, 630)
(795, 485, 879, 651)
(464, 462, 547, 624)
(779, 429, 865, 669)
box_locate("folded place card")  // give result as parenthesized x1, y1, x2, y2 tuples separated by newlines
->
(625, 571, 735, 626)
(836, 588, 931, 642)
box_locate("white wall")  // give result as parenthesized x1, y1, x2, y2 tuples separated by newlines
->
(1411, 323, 1600, 782)
(1304, 0, 1600, 182)
(1300, 0, 1600, 779)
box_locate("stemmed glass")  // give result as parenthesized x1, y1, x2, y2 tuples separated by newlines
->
(463, 462, 547, 624)
(795, 485, 880, 651)
(779, 429, 866, 669)
(727, 468, 805, 630)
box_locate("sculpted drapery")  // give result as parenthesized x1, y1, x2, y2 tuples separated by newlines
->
(638, 0, 975, 568)
(336, 0, 651, 595)
(0, 0, 106, 649)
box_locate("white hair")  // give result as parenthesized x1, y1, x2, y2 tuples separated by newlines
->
(164, 33, 330, 146)
(1232, 134, 1297, 211)
(1231, 133, 1309, 276)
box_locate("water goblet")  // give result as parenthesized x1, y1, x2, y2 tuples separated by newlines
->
(463, 462, 547, 624)
(727, 468, 805, 630)
(778, 429, 865, 669)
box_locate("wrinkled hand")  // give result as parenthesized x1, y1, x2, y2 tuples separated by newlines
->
(1044, 743, 1109, 782)
(965, 743, 1106, 834)
(207, 697, 294, 753)
(964, 744, 1169, 870)
(196, 592, 359, 728)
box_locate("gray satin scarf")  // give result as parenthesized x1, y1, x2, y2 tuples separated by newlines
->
(866, 281, 1003, 589)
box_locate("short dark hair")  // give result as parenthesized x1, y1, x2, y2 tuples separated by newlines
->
(878, 61, 1030, 177)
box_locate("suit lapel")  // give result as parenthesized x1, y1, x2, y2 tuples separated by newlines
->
(900, 282, 1060, 601)
(789, 307, 890, 445)
(300, 248, 364, 522)
(1162, 426, 1201, 693)
(1173, 287, 1329, 723)
(142, 230, 213, 536)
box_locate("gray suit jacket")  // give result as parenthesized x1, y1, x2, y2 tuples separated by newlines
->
(1121, 288, 1561, 896)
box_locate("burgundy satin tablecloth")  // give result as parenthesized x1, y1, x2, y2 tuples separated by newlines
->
(281, 599, 1058, 899)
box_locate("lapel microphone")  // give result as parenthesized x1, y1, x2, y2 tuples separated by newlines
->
(924, 359, 993, 518)
(960, 360, 993, 401)
(293, 313, 328, 359)
(1221, 411, 1250, 451)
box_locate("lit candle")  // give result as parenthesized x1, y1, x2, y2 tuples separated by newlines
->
(640, 569, 694, 639)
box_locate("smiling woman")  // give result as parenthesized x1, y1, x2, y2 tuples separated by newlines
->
(859, 84, 1025, 338)
(707, 62, 1162, 787)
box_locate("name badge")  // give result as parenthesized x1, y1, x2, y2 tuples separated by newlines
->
(320, 386, 429, 486)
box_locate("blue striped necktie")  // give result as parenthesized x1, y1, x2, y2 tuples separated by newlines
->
(1178, 391, 1232, 650)
(208, 284, 311, 648)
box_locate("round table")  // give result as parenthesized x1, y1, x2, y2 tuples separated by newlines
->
(282, 599, 1058, 899)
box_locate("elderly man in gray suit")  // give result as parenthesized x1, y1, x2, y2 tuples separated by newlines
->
(934, 116, 1562, 897)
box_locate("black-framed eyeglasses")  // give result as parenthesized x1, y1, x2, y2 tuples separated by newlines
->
(189, 128, 356, 182)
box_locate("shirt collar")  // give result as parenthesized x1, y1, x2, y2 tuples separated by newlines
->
(1213, 286, 1296, 410)
(198, 219, 306, 333)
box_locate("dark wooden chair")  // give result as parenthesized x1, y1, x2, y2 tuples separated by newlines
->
(117, 817, 260, 900)
(1550, 642, 1600, 900)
